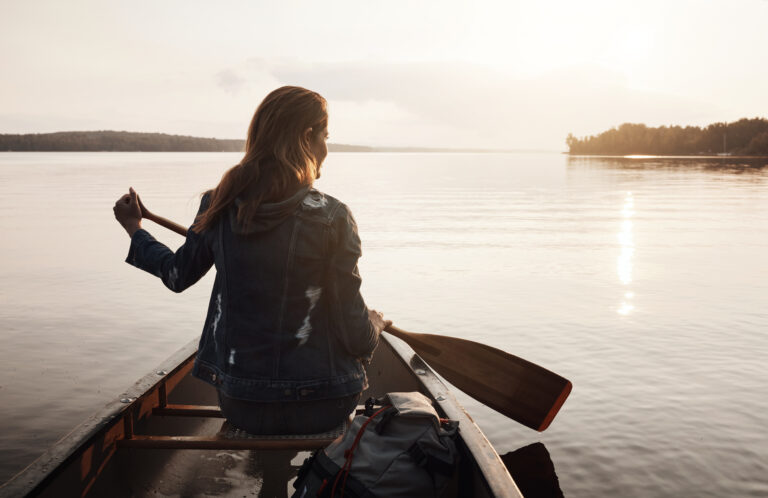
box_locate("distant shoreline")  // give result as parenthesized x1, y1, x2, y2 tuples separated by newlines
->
(0, 130, 534, 154)
(566, 118, 768, 156)
(566, 153, 768, 159)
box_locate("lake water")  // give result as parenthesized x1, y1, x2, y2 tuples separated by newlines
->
(1, 152, 767, 497)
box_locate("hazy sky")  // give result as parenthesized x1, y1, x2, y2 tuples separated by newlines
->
(2, 0, 767, 149)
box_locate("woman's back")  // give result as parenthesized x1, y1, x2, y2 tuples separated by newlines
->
(190, 185, 377, 402)
(114, 85, 389, 434)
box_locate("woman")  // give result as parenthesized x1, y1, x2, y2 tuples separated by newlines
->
(113, 86, 390, 435)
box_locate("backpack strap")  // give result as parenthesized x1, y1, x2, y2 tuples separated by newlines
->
(332, 405, 392, 498)
(373, 407, 398, 435)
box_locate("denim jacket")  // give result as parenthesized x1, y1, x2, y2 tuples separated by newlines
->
(126, 186, 379, 402)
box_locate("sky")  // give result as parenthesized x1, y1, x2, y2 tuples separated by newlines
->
(1, 0, 767, 150)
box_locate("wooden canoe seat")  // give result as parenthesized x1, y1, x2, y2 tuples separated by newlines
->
(213, 420, 345, 448)
(119, 404, 346, 450)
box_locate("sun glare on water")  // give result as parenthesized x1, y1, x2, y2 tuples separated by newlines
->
(617, 192, 635, 315)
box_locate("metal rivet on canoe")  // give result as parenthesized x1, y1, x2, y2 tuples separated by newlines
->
(156, 370, 167, 376)
(436, 395, 445, 401)
(120, 398, 134, 404)
(415, 369, 427, 376)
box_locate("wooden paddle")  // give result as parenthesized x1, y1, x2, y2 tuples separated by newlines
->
(384, 325, 571, 431)
(139, 204, 572, 431)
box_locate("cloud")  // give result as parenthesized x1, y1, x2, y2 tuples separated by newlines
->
(0, 53, 729, 149)
(216, 69, 247, 95)
(244, 60, 724, 149)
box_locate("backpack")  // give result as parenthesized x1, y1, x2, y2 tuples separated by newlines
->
(292, 392, 460, 498)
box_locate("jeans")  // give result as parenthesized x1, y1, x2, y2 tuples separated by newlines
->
(217, 391, 361, 435)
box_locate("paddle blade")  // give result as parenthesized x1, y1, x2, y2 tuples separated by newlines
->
(384, 326, 571, 431)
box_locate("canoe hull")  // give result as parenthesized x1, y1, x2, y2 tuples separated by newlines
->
(1, 333, 521, 497)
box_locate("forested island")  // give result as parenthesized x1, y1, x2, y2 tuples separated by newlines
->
(0, 130, 508, 153)
(567, 118, 768, 156)
(0, 131, 374, 153)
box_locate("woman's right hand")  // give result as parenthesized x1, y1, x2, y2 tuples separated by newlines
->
(368, 309, 392, 334)
(113, 187, 143, 237)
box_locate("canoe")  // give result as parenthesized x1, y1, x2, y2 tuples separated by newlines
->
(0, 333, 523, 497)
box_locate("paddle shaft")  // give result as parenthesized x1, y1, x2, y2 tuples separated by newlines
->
(143, 208, 571, 430)
(142, 209, 189, 237)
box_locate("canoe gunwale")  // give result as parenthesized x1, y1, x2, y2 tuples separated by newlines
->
(0, 339, 199, 497)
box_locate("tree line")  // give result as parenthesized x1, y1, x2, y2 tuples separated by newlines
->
(567, 118, 768, 155)
(0, 130, 381, 153)
(0, 131, 246, 152)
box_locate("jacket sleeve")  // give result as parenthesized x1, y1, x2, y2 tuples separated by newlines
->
(125, 195, 214, 293)
(328, 203, 379, 358)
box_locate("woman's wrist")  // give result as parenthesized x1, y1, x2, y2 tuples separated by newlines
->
(124, 220, 142, 238)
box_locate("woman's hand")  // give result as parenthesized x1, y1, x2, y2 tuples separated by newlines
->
(136, 193, 152, 219)
(368, 309, 392, 334)
(113, 187, 143, 237)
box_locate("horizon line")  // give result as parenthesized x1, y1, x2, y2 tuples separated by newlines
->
(0, 129, 560, 154)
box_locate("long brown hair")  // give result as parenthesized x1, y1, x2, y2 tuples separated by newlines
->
(192, 86, 328, 233)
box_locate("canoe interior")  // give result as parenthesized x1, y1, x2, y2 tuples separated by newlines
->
(1, 334, 520, 498)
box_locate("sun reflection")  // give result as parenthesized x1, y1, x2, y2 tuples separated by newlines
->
(617, 302, 635, 315)
(618, 227, 634, 285)
(618, 192, 635, 314)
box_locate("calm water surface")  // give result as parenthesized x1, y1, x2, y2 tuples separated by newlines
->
(1, 152, 767, 497)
